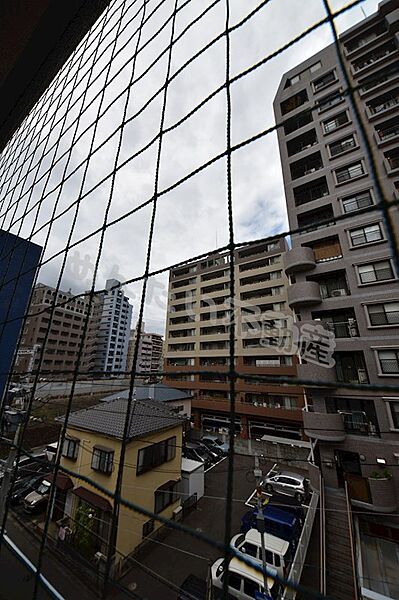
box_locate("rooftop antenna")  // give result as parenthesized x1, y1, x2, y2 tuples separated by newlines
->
(360, 6, 367, 18)
(215, 229, 218, 247)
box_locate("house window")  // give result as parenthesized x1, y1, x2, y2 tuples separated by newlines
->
(142, 519, 154, 538)
(91, 446, 114, 474)
(388, 402, 399, 429)
(323, 111, 349, 133)
(358, 260, 394, 284)
(349, 223, 383, 246)
(335, 161, 365, 184)
(154, 480, 178, 513)
(280, 90, 308, 115)
(62, 437, 79, 460)
(137, 436, 176, 475)
(367, 302, 399, 326)
(377, 350, 399, 375)
(342, 190, 373, 213)
(328, 135, 356, 157)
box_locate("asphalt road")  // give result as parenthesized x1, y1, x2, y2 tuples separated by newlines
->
(116, 454, 267, 600)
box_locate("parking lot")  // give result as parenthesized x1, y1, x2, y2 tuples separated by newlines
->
(117, 454, 274, 599)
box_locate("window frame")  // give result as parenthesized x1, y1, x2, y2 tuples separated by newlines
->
(154, 480, 179, 513)
(375, 349, 399, 376)
(137, 436, 177, 476)
(356, 259, 395, 285)
(348, 222, 384, 248)
(334, 160, 366, 185)
(328, 133, 357, 158)
(312, 69, 337, 93)
(385, 399, 399, 431)
(366, 301, 399, 327)
(340, 189, 374, 214)
(62, 436, 79, 461)
(91, 446, 114, 475)
(322, 110, 350, 135)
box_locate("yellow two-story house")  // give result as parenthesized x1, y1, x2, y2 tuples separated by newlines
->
(55, 397, 184, 573)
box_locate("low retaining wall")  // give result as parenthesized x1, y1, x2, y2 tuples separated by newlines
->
(234, 437, 311, 468)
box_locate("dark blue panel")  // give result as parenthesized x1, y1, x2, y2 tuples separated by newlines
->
(0, 230, 42, 400)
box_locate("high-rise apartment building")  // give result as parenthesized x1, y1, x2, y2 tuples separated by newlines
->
(84, 279, 133, 374)
(274, 0, 399, 513)
(164, 239, 304, 440)
(126, 323, 163, 376)
(15, 283, 90, 377)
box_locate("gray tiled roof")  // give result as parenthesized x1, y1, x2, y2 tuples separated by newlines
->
(63, 398, 184, 440)
(100, 383, 192, 404)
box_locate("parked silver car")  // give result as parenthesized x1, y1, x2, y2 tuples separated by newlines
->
(263, 470, 308, 502)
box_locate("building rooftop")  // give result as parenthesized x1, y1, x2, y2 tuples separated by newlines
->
(100, 383, 193, 404)
(62, 397, 185, 440)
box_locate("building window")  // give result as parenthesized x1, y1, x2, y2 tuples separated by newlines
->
(387, 402, 399, 429)
(335, 161, 365, 184)
(349, 223, 383, 247)
(367, 302, 399, 326)
(317, 90, 343, 113)
(313, 70, 336, 92)
(322, 111, 349, 133)
(310, 61, 322, 73)
(358, 260, 394, 284)
(137, 436, 176, 476)
(154, 480, 178, 513)
(328, 135, 356, 157)
(91, 446, 114, 474)
(280, 89, 308, 116)
(341, 190, 373, 213)
(62, 437, 79, 460)
(142, 519, 154, 538)
(377, 350, 399, 375)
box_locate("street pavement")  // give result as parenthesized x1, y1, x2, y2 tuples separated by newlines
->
(115, 454, 266, 600)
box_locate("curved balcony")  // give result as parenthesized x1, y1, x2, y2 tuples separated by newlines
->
(284, 246, 316, 274)
(348, 474, 398, 513)
(303, 408, 346, 441)
(287, 281, 321, 308)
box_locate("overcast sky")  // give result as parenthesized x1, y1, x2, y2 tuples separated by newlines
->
(0, 0, 380, 334)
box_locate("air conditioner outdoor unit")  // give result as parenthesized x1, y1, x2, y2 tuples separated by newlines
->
(331, 289, 346, 297)
(173, 506, 183, 521)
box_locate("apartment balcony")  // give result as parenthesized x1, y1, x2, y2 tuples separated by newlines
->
(384, 149, 399, 176)
(303, 407, 346, 441)
(351, 41, 397, 77)
(375, 119, 399, 147)
(367, 92, 399, 120)
(287, 281, 321, 308)
(297, 361, 337, 387)
(321, 319, 359, 338)
(284, 246, 316, 274)
(193, 396, 302, 421)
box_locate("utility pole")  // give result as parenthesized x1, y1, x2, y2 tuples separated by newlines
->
(254, 454, 270, 598)
(0, 409, 26, 527)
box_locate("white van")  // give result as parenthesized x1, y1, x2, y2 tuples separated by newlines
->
(230, 528, 292, 579)
(211, 556, 281, 600)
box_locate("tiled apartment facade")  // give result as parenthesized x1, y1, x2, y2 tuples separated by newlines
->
(164, 239, 305, 440)
(274, 0, 399, 511)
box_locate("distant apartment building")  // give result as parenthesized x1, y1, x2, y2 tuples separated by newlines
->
(0, 230, 41, 396)
(83, 279, 132, 374)
(15, 283, 90, 377)
(164, 239, 304, 440)
(274, 0, 399, 520)
(126, 323, 163, 376)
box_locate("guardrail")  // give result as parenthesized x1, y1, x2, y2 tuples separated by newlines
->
(282, 489, 319, 600)
(345, 481, 359, 600)
(319, 472, 326, 596)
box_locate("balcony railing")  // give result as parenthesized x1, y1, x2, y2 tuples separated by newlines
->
(294, 184, 329, 206)
(322, 320, 359, 338)
(336, 164, 364, 183)
(354, 43, 396, 71)
(378, 123, 399, 141)
(369, 95, 399, 115)
(291, 160, 323, 180)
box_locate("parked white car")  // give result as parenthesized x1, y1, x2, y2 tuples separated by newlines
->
(230, 528, 292, 579)
(212, 556, 281, 599)
(263, 470, 309, 503)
